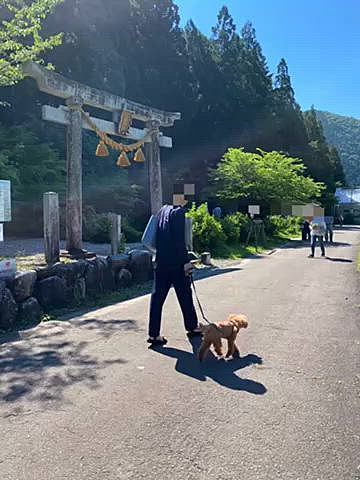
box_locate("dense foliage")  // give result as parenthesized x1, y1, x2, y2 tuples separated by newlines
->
(187, 203, 301, 255)
(0, 0, 346, 235)
(0, 0, 63, 88)
(0, 123, 65, 198)
(212, 148, 323, 204)
(316, 110, 360, 186)
(187, 203, 226, 252)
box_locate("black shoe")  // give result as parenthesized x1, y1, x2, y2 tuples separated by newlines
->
(308, 254, 314, 258)
(321, 253, 326, 257)
(147, 336, 168, 346)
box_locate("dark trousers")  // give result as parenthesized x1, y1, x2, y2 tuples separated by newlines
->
(325, 227, 333, 243)
(149, 266, 198, 338)
(302, 230, 311, 241)
(311, 235, 325, 256)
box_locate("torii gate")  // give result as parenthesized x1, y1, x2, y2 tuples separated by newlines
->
(23, 61, 180, 254)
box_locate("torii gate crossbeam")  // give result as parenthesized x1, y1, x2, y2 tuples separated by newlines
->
(23, 62, 181, 255)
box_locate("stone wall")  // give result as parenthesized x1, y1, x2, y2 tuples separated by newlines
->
(0, 249, 153, 331)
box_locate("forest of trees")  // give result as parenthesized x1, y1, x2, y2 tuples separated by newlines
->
(316, 111, 360, 187)
(0, 0, 345, 236)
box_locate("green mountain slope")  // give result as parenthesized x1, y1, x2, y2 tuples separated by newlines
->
(316, 111, 360, 186)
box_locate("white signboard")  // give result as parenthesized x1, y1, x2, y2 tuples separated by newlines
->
(0, 224, 3, 242)
(248, 205, 260, 215)
(0, 180, 11, 222)
(292, 203, 324, 218)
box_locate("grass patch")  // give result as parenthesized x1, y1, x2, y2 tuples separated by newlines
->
(213, 243, 264, 260)
(2, 253, 75, 272)
(213, 235, 296, 260)
(14, 254, 46, 271)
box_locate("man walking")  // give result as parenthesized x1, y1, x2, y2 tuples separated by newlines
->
(147, 195, 201, 346)
(301, 218, 311, 241)
(309, 218, 326, 258)
(325, 216, 334, 243)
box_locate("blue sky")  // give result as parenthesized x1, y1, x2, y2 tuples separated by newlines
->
(176, 0, 360, 119)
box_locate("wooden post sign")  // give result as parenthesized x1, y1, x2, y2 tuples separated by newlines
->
(23, 61, 181, 256)
(110, 213, 122, 256)
(43, 192, 60, 265)
(0, 180, 12, 243)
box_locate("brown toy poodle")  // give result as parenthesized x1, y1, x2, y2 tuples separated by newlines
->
(198, 314, 248, 361)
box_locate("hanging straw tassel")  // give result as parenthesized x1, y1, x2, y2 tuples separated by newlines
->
(116, 151, 131, 168)
(95, 140, 109, 157)
(134, 147, 145, 163)
(119, 111, 133, 135)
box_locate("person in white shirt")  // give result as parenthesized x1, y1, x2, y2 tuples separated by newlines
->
(309, 218, 326, 257)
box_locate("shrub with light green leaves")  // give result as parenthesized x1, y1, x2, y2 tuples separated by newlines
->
(264, 216, 302, 237)
(221, 212, 251, 243)
(187, 203, 225, 252)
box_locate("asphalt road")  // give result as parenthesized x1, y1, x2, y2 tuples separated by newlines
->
(1, 228, 359, 480)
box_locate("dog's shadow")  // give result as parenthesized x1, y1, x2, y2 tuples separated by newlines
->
(151, 338, 266, 395)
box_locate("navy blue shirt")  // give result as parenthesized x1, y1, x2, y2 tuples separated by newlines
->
(155, 205, 189, 269)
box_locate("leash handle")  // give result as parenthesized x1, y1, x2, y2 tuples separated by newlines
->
(190, 274, 211, 325)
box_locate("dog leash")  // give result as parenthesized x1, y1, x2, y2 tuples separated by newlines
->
(190, 273, 222, 331)
(190, 274, 210, 324)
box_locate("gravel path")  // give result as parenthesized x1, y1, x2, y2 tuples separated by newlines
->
(0, 238, 143, 257)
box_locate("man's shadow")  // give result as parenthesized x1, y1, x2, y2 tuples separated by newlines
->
(150, 338, 266, 395)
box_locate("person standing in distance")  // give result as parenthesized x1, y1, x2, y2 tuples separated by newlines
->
(309, 217, 326, 258)
(301, 218, 311, 241)
(324, 216, 334, 243)
(212, 206, 222, 219)
(147, 195, 201, 346)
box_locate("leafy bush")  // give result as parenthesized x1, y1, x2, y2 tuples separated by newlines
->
(0, 124, 65, 199)
(83, 207, 144, 245)
(264, 216, 302, 237)
(187, 203, 225, 252)
(221, 214, 240, 243)
(221, 212, 251, 243)
(83, 206, 112, 243)
(122, 220, 142, 243)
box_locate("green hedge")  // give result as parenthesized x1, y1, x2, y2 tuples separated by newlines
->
(83, 206, 142, 244)
(187, 204, 301, 254)
(83, 206, 112, 243)
(221, 212, 251, 243)
(264, 215, 302, 237)
(187, 203, 225, 252)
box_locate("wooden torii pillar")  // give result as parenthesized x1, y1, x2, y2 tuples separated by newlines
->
(23, 61, 180, 254)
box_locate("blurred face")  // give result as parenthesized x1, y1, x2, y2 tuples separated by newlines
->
(172, 194, 188, 207)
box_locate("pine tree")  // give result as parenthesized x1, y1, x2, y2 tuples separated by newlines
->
(274, 58, 296, 106)
(329, 147, 345, 185)
(303, 106, 327, 145)
(273, 58, 308, 151)
(303, 106, 343, 195)
(240, 21, 272, 106)
(212, 5, 236, 53)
